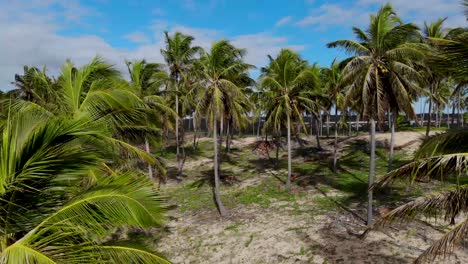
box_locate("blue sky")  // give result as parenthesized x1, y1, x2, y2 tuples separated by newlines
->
(0, 0, 466, 91)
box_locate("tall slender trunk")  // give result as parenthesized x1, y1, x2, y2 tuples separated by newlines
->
(319, 112, 323, 137)
(145, 138, 154, 180)
(388, 111, 396, 172)
(421, 101, 426, 127)
(225, 119, 230, 153)
(451, 103, 456, 127)
(326, 111, 330, 138)
(348, 110, 352, 136)
(309, 113, 314, 136)
(286, 114, 292, 191)
(256, 114, 261, 138)
(175, 83, 182, 178)
(461, 97, 465, 128)
(333, 108, 338, 173)
(275, 135, 280, 168)
(213, 112, 228, 217)
(188, 116, 192, 132)
(368, 117, 376, 227)
(193, 129, 198, 149)
(458, 95, 462, 127)
(425, 92, 433, 141)
(446, 111, 450, 128)
(387, 111, 391, 132)
(252, 117, 255, 136)
(355, 114, 360, 135)
(315, 116, 322, 149)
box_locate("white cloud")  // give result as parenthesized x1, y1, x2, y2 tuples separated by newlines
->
(232, 33, 305, 66)
(297, 0, 466, 30)
(296, 4, 369, 28)
(275, 16, 292, 27)
(0, 2, 303, 90)
(123, 32, 150, 44)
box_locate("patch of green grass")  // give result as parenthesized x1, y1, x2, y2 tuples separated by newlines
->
(164, 183, 215, 212)
(229, 179, 296, 208)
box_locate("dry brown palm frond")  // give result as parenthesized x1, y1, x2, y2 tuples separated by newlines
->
(375, 184, 468, 226)
(414, 217, 468, 264)
(373, 153, 468, 188)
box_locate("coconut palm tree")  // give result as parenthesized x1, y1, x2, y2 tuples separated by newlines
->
(260, 49, 321, 191)
(327, 3, 424, 226)
(125, 60, 175, 181)
(161, 31, 202, 179)
(191, 40, 251, 217)
(323, 59, 346, 173)
(421, 18, 452, 139)
(9, 57, 154, 164)
(0, 109, 169, 263)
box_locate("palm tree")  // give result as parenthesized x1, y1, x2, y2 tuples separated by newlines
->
(422, 18, 451, 139)
(322, 59, 345, 173)
(10, 58, 155, 164)
(10, 66, 57, 107)
(260, 49, 321, 191)
(0, 109, 169, 263)
(161, 31, 202, 179)
(327, 3, 424, 226)
(372, 131, 468, 263)
(125, 60, 174, 181)
(191, 40, 251, 217)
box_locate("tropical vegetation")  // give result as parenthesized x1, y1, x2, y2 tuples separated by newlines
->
(0, 1, 467, 263)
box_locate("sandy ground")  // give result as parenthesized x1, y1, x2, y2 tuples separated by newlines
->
(158, 131, 467, 264)
(159, 204, 467, 264)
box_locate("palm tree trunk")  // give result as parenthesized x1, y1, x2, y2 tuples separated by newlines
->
(326, 111, 330, 138)
(388, 111, 396, 172)
(213, 113, 228, 217)
(315, 116, 322, 149)
(252, 117, 255, 136)
(425, 93, 433, 141)
(446, 111, 450, 128)
(225, 119, 230, 153)
(451, 102, 456, 127)
(145, 138, 154, 180)
(193, 129, 198, 149)
(286, 114, 292, 191)
(256, 114, 261, 138)
(333, 108, 338, 173)
(188, 115, 192, 132)
(309, 113, 314, 136)
(275, 135, 280, 168)
(175, 84, 182, 179)
(356, 113, 360, 135)
(319, 112, 323, 137)
(368, 117, 376, 227)
(387, 111, 391, 132)
(348, 110, 352, 136)
(421, 101, 426, 127)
